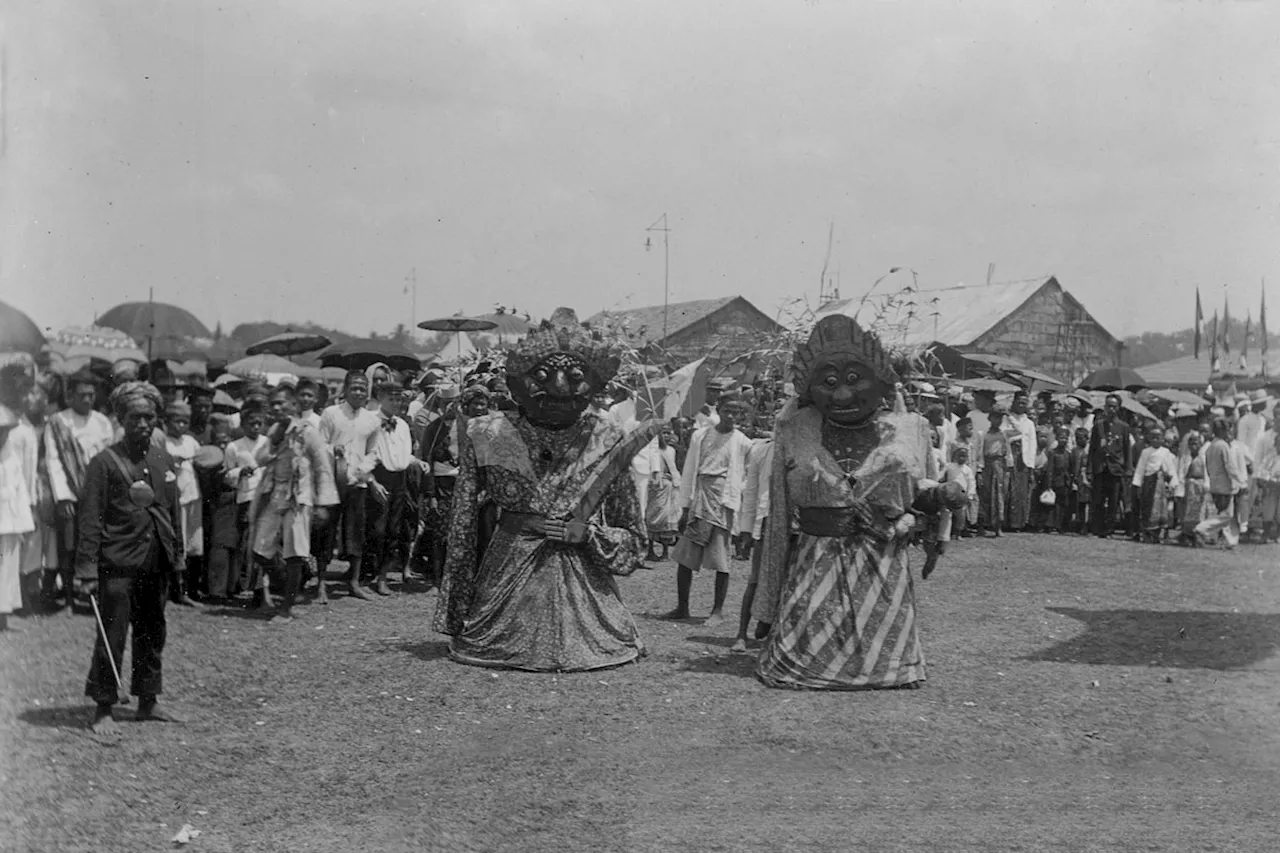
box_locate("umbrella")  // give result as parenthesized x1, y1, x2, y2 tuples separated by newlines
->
(961, 352, 1026, 369)
(472, 311, 534, 342)
(1001, 367, 1066, 387)
(1078, 366, 1146, 392)
(1119, 395, 1158, 422)
(49, 325, 144, 364)
(952, 377, 1022, 393)
(227, 353, 324, 379)
(96, 301, 212, 342)
(418, 316, 499, 380)
(245, 332, 332, 358)
(1147, 388, 1210, 407)
(318, 338, 421, 373)
(0, 299, 46, 355)
(149, 335, 207, 363)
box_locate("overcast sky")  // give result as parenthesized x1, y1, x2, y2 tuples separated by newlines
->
(2, 0, 1278, 340)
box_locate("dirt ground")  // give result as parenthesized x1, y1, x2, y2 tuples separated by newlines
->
(2, 534, 1279, 853)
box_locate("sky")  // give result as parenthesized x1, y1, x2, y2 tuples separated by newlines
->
(2, 0, 1278, 341)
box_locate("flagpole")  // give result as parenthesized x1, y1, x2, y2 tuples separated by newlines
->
(147, 286, 154, 363)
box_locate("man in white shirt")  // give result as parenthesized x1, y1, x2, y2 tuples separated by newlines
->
(1003, 391, 1038, 531)
(663, 393, 754, 627)
(45, 371, 115, 605)
(364, 380, 415, 596)
(318, 371, 381, 601)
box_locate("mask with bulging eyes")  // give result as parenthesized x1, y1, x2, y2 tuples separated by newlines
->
(509, 352, 599, 427)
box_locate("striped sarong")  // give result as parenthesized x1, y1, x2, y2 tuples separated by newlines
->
(756, 531, 924, 690)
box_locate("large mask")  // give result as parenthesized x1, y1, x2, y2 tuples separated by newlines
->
(505, 307, 620, 429)
(793, 315, 897, 426)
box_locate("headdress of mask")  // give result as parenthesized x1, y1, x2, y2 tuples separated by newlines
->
(505, 307, 621, 389)
(791, 314, 897, 403)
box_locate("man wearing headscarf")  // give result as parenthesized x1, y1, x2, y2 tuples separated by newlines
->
(77, 381, 185, 732)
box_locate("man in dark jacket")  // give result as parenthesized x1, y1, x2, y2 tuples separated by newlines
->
(1087, 393, 1133, 538)
(77, 381, 184, 733)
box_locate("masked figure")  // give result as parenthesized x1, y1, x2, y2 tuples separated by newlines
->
(435, 308, 648, 671)
(754, 315, 944, 690)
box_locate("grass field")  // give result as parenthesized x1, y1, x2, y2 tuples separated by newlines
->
(2, 533, 1279, 852)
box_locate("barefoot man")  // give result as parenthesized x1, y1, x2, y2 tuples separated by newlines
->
(663, 392, 753, 626)
(78, 381, 184, 733)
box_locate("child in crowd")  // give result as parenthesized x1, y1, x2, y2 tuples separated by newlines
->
(224, 404, 269, 600)
(201, 416, 240, 600)
(1132, 426, 1179, 543)
(164, 399, 204, 601)
(942, 445, 977, 539)
(1068, 427, 1090, 534)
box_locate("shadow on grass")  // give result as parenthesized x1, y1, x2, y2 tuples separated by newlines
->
(393, 641, 452, 663)
(686, 634, 737, 648)
(16, 704, 124, 729)
(681, 651, 758, 679)
(199, 605, 273, 622)
(1025, 607, 1280, 670)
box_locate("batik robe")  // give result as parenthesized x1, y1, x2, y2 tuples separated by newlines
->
(436, 410, 647, 672)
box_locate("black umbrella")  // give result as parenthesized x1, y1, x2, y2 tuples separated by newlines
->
(318, 338, 421, 373)
(245, 332, 332, 357)
(96, 301, 212, 341)
(1077, 366, 1147, 392)
(149, 335, 208, 363)
(0, 299, 46, 355)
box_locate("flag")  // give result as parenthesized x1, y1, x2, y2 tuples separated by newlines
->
(1221, 294, 1231, 356)
(1209, 310, 1220, 373)
(1240, 311, 1250, 373)
(1263, 283, 1270, 378)
(1194, 288, 1204, 359)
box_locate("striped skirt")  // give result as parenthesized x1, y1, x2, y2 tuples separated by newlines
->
(756, 532, 925, 690)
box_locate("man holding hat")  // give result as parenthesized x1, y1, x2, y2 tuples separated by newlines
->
(77, 381, 184, 732)
(45, 370, 115, 607)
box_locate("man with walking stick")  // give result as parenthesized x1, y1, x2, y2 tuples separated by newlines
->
(76, 381, 185, 734)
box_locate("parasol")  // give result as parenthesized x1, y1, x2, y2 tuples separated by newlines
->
(1077, 366, 1146, 392)
(961, 352, 1026, 369)
(418, 316, 499, 380)
(0, 299, 46, 355)
(96, 301, 212, 342)
(318, 338, 422, 373)
(245, 332, 332, 357)
(148, 335, 208, 363)
(1119, 395, 1158, 422)
(226, 353, 324, 379)
(1001, 367, 1065, 387)
(952, 377, 1022, 393)
(1147, 388, 1210, 407)
(48, 325, 144, 367)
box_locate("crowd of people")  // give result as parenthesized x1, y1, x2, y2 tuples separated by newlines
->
(906, 384, 1280, 549)
(0, 315, 1277, 727)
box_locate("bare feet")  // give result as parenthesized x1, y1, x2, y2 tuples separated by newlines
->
(375, 580, 392, 597)
(348, 583, 373, 601)
(730, 638, 748, 653)
(702, 612, 726, 628)
(135, 701, 184, 723)
(270, 612, 295, 624)
(89, 706, 117, 734)
(314, 585, 329, 605)
(658, 608, 690, 621)
(175, 595, 202, 608)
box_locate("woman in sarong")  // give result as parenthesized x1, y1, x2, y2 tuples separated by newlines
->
(1175, 431, 1209, 544)
(436, 308, 652, 672)
(753, 314, 946, 691)
(644, 424, 682, 560)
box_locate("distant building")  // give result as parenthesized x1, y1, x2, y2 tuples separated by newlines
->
(1137, 351, 1280, 394)
(815, 276, 1122, 386)
(587, 296, 786, 369)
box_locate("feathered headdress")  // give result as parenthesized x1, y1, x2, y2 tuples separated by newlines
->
(505, 307, 621, 387)
(792, 314, 897, 399)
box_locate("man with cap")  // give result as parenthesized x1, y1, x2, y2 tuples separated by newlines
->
(45, 370, 115, 608)
(77, 381, 184, 732)
(185, 379, 215, 445)
(318, 370, 381, 601)
(363, 378, 415, 595)
(1087, 393, 1134, 537)
(695, 378, 732, 429)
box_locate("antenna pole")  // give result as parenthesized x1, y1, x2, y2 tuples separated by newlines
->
(646, 214, 672, 342)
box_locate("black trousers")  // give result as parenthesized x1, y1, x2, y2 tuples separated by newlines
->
(1091, 471, 1125, 537)
(84, 545, 170, 704)
(365, 468, 409, 575)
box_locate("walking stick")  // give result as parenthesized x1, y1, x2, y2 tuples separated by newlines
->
(89, 593, 129, 706)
